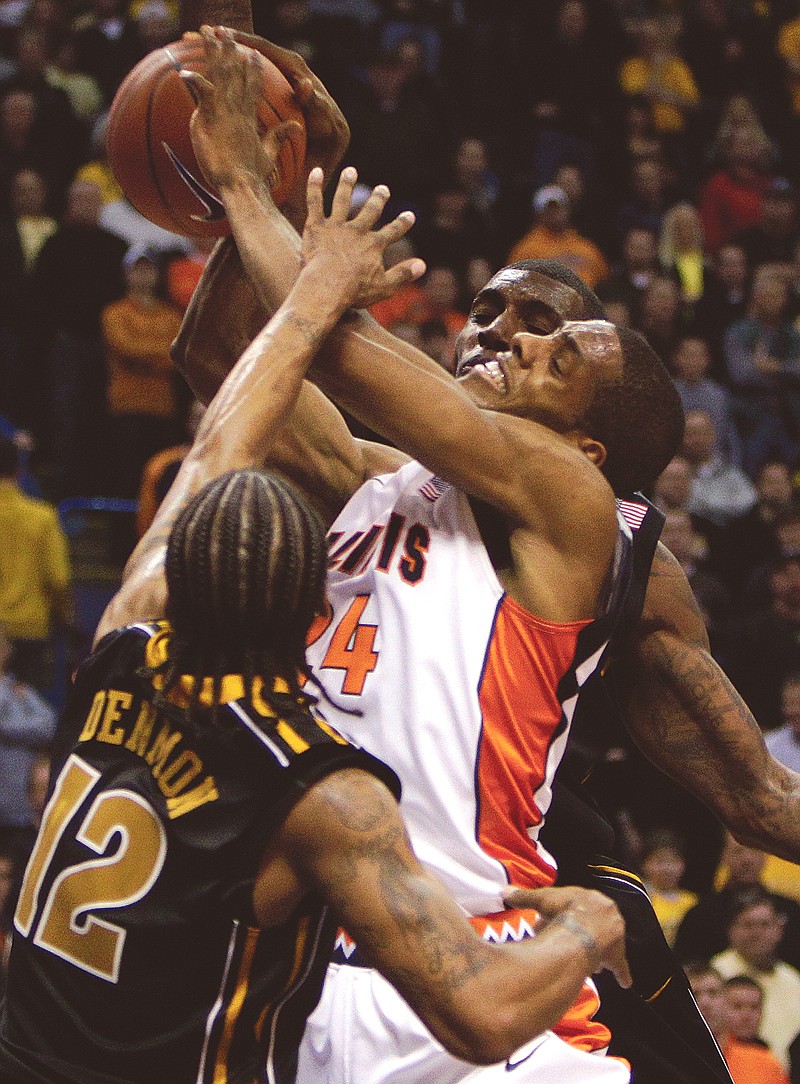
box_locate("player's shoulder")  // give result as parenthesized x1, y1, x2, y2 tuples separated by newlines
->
(357, 439, 411, 480)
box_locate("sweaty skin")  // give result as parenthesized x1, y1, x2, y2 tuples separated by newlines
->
(170, 18, 800, 866)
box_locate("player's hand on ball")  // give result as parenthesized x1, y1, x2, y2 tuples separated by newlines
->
(182, 26, 301, 193)
(228, 31, 349, 185)
(302, 166, 426, 309)
(504, 885, 632, 990)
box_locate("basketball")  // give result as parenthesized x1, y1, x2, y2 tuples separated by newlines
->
(106, 38, 306, 239)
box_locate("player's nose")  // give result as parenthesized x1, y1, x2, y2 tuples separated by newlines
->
(510, 331, 544, 369)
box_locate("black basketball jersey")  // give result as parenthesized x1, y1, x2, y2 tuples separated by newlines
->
(0, 621, 399, 1084)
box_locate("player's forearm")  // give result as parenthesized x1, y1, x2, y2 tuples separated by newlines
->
(173, 179, 303, 402)
(172, 238, 264, 404)
(292, 771, 616, 1064)
(96, 263, 349, 643)
(217, 173, 303, 312)
(620, 630, 800, 860)
(441, 917, 614, 1062)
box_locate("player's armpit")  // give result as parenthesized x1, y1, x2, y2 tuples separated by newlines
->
(271, 767, 628, 1065)
(613, 548, 800, 861)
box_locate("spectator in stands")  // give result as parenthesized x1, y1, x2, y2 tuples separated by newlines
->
(31, 177, 126, 496)
(735, 177, 799, 268)
(0, 167, 55, 433)
(777, 6, 800, 178)
(0, 435, 72, 692)
(0, 29, 84, 209)
(712, 889, 800, 1070)
(614, 155, 671, 250)
(726, 550, 800, 730)
(765, 671, 800, 773)
(412, 180, 493, 275)
(45, 34, 104, 125)
(339, 45, 442, 205)
(658, 200, 707, 314)
(635, 273, 685, 364)
(0, 623, 55, 919)
(681, 7, 755, 106)
(638, 828, 698, 946)
(659, 508, 733, 659)
(135, 398, 204, 538)
(451, 135, 500, 231)
(676, 835, 800, 970)
(70, 0, 144, 105)
(652, 454, 695, 515)
(597, 225, 660, 314)
(724, 974, 772, 1049)
(101, 244, 182, 501)
(700, 124, 775, 254)
(671, 335, 742, 466)
(0, 89, 60, 215)
(527, 0, 623, 194)
(696, 241, 750, 377)
(687, 963, 790, 1084)
(723, 266, 800, 476)
(507, 183, 609, 287)
(617, 17, 700, 158)
(712, 458, 795, 592)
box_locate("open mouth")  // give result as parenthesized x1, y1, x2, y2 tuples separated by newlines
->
(470, 358, 508, 393)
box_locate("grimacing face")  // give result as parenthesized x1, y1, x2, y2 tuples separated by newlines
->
(454, 268, 621, 433)
(455, 267, 592, 377)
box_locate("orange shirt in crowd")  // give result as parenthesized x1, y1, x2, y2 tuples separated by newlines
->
(102, 297, 183, 419)
(507, 226, 610, 289)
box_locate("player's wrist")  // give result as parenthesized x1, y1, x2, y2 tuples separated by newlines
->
(547, 910, 601, 972)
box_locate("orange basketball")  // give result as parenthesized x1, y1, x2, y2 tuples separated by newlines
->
(106, 38, 306, 239)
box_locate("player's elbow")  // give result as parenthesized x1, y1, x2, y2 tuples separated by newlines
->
(430, 1004, 542, 1065)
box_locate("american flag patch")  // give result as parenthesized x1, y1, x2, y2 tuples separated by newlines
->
(419, 476, 450, 502)
(616, 498, 647, 531)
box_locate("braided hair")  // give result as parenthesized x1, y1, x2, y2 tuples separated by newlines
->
(149, 469, 327, 728)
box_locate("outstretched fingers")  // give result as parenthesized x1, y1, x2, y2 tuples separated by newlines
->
(384, 256, 427, 291)
(305, 166, 326, 227)
(330, 165, 358, 221)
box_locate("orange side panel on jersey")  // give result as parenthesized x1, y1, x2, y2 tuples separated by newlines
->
(551, 980, 613, 1054)
(476, 596, 589, 889)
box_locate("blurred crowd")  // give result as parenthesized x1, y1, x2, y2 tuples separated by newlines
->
(4, 0, 800, 1075)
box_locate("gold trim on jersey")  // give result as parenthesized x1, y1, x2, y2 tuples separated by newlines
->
(255, 915, 311, 1041)
(645, 976, 673, 1003)
(213, 926, 260, 1084)
(587, 863, 646, 889)
(142, 623, 347, 752)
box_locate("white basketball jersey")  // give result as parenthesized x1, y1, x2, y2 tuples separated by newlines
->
(307, 460, 635, 915)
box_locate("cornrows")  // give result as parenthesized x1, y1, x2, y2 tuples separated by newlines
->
(150, 469, 327, 728)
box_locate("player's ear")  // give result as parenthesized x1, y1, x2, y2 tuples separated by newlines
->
(577, 435, 606, 469)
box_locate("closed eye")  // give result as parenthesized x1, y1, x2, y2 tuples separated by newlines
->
(470, 306, 497, 326)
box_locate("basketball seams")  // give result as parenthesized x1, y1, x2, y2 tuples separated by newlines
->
(145, 66, 196, 235)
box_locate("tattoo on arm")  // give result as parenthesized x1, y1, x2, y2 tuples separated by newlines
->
(547, 912, 599, 965)
(311, 772, 488, 1002)
(619, 631, 800, 852)
(284, 312, 329, 351)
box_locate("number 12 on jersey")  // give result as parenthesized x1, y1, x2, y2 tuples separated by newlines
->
(15, 754, 166, 983)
